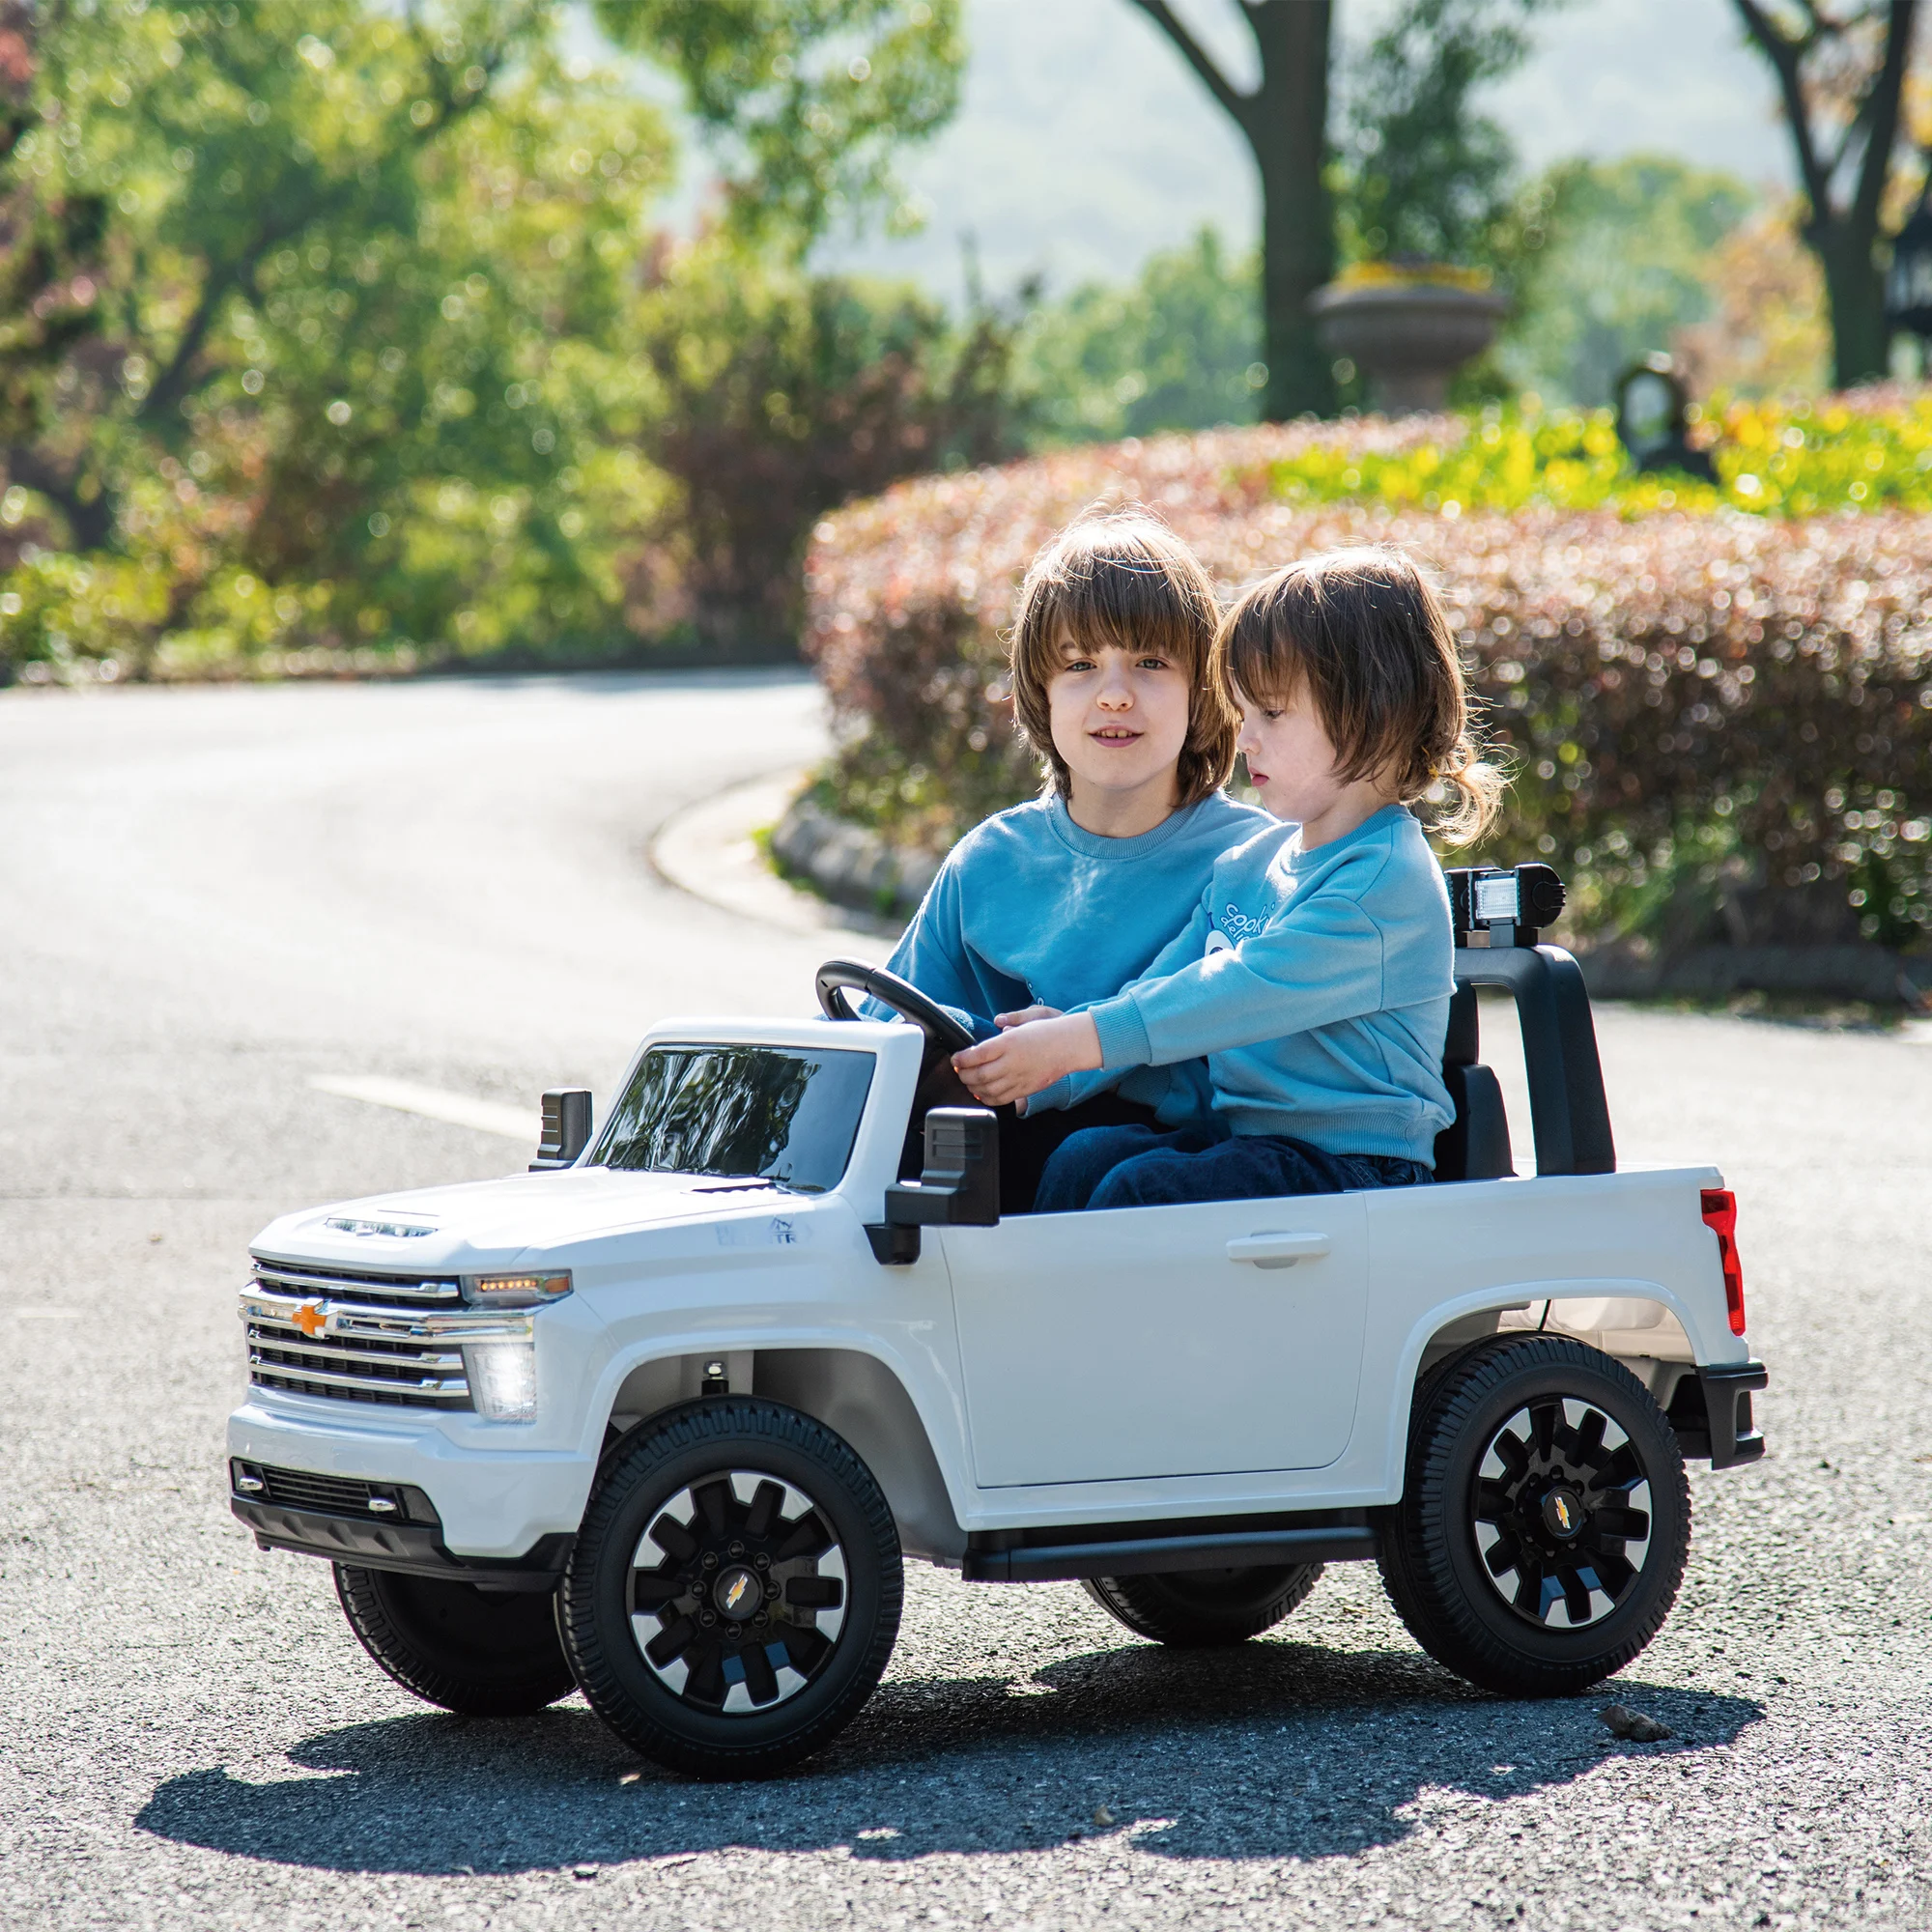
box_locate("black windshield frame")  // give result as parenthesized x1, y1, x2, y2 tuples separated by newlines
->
(589, 1042, 875, 1194)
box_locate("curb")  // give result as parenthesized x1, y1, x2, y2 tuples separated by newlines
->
(647, 771, 901, 941)
(768, 796, 942, 923)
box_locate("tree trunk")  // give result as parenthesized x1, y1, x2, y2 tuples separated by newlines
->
(1247, 0, 1334, 421)
(1814, 229, 1892, 389)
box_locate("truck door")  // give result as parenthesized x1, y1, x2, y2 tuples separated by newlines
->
(939, 1192, 1370, 1489)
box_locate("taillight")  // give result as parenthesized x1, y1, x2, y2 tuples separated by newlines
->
(1700, 1188, 1747, 1336)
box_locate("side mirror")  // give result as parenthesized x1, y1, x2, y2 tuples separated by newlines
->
(883, 1107, 1000, 1237)
(530, 1089, 592, 1172)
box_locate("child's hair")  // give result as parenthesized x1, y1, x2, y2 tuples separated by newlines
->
(1009, 507, 1236, 808)
(1214, 546, 1506, 846)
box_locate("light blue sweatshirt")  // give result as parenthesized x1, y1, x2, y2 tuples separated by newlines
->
(1038, 805, 1456, 1164)
(873, 789, 1271, 1124)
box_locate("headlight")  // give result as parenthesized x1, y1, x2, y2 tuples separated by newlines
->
(465, 1340, 538, 1422)
(462, 1269, 572, 1307)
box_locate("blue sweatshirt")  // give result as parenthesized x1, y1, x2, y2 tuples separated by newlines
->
(874, 789, 1271, 1123)
(1040, 805, 1456, 1164)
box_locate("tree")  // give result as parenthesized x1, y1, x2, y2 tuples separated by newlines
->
(0, 0, 674, 673)
(1731, 0, 1920, 387)
(1124, 0, 1556, 423)
(636, 241, 1026, 645)
(590, 0, 966, 247)
(1337, 0, 1550, 267)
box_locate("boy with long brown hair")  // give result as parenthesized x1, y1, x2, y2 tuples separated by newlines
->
(875, 507, 1269, 1208)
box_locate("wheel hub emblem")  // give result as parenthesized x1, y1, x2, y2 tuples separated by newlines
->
(1472, 1398, 1652, 1630)
(714, 1566, 761, 1620)
(628, 1469, 847, 1714)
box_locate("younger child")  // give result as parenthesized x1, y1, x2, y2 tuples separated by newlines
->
(952, 546, 1503, 1211)
(871, 508, 1271, 1208)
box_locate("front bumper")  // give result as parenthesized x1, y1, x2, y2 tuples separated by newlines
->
(229, 1459, 572, 1590)
(226, 1397, 595, 1557)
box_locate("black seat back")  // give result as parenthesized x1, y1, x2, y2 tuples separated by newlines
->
(1435, 1061, 1515, 1181)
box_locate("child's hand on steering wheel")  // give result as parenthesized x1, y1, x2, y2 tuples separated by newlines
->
(952, 1011, 1103, 1108)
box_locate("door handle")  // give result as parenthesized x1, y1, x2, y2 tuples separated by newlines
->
(1226, 1232, 1331, 1269)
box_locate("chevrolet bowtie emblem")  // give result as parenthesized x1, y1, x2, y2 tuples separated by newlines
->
(725, 1576, 752, 1611)
(292, 1299, 327, 1339)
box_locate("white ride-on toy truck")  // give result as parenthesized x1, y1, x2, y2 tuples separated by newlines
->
(229, 864, 1766, 1778)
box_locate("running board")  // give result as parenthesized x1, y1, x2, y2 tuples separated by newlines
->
(962, 1523, 1379, 1583)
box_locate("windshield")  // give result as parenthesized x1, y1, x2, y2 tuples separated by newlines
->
(590, 1044, 875, 1193)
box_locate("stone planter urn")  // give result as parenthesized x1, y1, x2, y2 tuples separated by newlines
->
(1310, 271, 1511, 414)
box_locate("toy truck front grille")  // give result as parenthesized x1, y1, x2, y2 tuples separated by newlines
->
(243, 1259, 473, 1410)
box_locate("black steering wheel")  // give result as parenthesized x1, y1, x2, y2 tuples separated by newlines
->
(815, 958, 975, 1057)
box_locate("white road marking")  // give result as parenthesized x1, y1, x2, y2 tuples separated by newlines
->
(307, 1074, 536, 1143)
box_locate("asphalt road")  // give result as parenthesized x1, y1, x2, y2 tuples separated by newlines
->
(3, 672, 1930, 1932)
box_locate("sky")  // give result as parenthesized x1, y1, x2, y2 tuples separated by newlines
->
(765, 0, 1798, 304)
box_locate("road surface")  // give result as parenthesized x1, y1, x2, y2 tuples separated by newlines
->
(3, 673, 1929, 1931)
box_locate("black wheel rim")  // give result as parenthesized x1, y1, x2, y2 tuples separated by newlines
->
(628, 1468, 847, 1713)
(1471, 1397, 1653, 1630)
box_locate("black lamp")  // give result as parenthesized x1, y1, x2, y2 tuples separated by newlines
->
(1613, 353, 1716, 482)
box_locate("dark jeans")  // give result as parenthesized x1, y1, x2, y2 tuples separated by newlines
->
(1035, 1122, 1433, 1213)
(998, 1094, 1162, 1215)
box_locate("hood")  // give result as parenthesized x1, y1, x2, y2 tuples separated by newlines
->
(250, 1168, 813, 1275)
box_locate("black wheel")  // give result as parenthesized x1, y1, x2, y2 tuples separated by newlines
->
(1083, 1564, 1322, 1646)
(1378, 1335, 1690, 1697)
(559, 1398, 902, 1779)
(332, 1565, 578, 1717)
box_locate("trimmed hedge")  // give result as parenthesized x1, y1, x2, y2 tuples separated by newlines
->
(803, 416, 1932, 958)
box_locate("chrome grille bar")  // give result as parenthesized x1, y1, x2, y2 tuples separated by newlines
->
(249, 1261, 463, 1304)
(245, 1353, 469, 1400)
(244, 1328, 467, 1374)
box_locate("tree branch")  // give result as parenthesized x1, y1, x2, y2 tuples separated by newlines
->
(3, 441, 112, 548)
(1849, 0, 1918, 239)
(1126, 0, 1256, 133)
(1734, 0, 1837, 220)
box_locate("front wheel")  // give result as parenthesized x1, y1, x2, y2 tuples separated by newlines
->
(559, 1399, 902, 1779)
(333, 1566, 578, 1717)
(1378, 1335, 1690, 1697)
(1083, 1564, 1322, 1646)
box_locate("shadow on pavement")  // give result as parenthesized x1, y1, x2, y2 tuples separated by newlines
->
(136, 1638, 1764, 1876)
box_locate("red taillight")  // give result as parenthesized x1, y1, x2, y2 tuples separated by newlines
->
(1701, 1187, 1747, 1336)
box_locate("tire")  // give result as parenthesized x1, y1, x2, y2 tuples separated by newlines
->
(333, 1565, 578, 1717)
(558, 1398, 902, 1780)
(1378, 1335, 1690, 1698)
(1082, 1564, 1322, 1646)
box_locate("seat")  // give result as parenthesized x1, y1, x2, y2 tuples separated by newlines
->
(1434, 1061, 1515, 1181)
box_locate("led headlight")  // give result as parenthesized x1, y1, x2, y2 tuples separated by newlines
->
(464, 1340, 538, 1423)
(461, 1270, 572, 1307)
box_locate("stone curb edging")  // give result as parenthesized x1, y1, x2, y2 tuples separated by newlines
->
(647, 770, 898, 941)
(769, 794, 942, 923)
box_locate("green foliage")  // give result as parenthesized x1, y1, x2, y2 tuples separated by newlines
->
(591, 0, 963, 248)
(1256, 390, 1932, 518)
(1016, 228, 1263, 444)
(0, 0, 675, 677)
(1335, 0, 1564, 269)
(1495, 156, 1754, 408)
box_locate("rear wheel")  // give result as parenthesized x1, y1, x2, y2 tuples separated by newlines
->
(559, 1399, 901, 1779)
(333, 1565, 577, 1717)
(1083, 1564, 1322, 1646)
(1378, 1336, 1690, 1697)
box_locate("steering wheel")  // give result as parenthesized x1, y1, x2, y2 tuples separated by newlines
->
(815, 958, 975, 1057)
